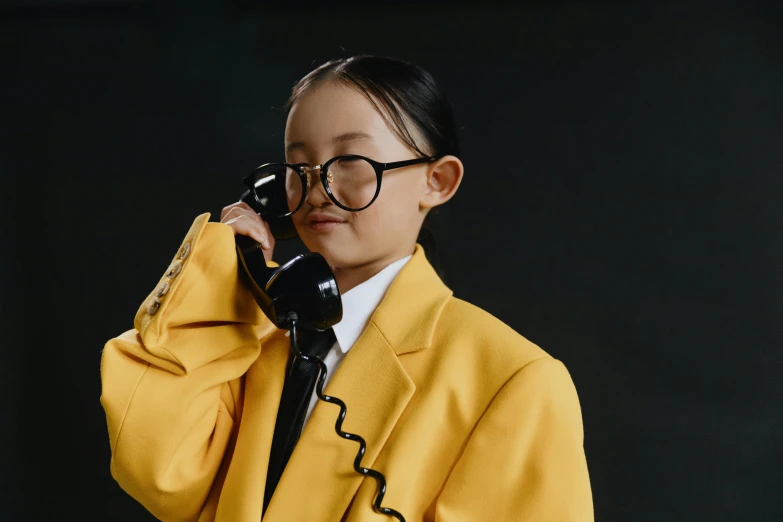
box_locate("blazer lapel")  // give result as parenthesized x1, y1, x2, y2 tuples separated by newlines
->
(263, 244, 452, 521)
(263, 321, 415, 521)
(215, 326, 289, 522)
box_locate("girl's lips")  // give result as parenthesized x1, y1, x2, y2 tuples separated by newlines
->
(307, 221, 344, 232)
(304, 212, 347, 233)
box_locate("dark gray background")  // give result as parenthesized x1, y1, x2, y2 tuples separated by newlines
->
(2, 0, 781, 520)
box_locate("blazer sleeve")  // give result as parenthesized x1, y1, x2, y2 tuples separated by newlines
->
(99, 212, 277, 522)
(435, 357, 593, 522)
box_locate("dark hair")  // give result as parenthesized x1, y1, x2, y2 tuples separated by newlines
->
(284, 54, 460, 284)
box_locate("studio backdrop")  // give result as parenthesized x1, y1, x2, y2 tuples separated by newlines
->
(1, 0, 781, 520)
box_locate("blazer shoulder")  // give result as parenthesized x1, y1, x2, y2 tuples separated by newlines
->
(437, 296, 552, 370)
(414, 297, 571, 426)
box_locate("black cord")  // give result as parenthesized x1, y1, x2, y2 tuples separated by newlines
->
(290, 318, 406, 522)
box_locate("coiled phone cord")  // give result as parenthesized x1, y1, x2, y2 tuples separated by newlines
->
(289, 316, 407, 522)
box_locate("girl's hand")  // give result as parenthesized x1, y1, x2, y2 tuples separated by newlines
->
(220, 202, 275, 263)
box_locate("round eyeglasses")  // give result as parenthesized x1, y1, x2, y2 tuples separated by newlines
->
(242, 154, 437, 216)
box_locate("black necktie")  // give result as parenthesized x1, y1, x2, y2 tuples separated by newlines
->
(263, 327, 336, 516)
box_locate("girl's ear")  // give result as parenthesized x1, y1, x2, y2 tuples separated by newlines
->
(420, 155, 464, 210)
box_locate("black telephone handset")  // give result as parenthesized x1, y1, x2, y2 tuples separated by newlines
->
(235, 233, 342, 331)
(235, 208, 406, 521)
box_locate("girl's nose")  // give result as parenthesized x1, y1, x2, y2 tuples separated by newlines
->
(303, 166, 331, 207)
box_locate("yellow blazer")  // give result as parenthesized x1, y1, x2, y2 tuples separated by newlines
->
(100, 213, 593, 522)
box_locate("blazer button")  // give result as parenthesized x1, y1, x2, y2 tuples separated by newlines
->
(147, 297, 161, 316)
(178, 242, 191, 261)
(154, 281, 170, 298)
(166, 261, 182, 279)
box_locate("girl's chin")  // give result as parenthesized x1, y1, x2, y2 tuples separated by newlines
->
(300, 233, 347, 255)
(302, 239, 363, 268)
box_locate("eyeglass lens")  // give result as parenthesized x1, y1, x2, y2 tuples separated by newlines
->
(287, 157, 378, 211)
(252, 157, 379, 216)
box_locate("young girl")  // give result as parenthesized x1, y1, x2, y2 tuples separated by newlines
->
(100, 55, 593, 522)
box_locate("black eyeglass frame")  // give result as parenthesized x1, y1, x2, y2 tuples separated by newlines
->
(243, 154, 438, 215)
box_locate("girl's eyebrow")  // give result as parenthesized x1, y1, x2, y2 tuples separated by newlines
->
(285, 131, 374, 154)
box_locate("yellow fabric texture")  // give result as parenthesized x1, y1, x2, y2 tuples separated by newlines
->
(100, 212, 593, 522)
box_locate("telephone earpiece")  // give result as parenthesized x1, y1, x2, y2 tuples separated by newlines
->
(235, 234, 342, 330)
(240, 188, 299, 240)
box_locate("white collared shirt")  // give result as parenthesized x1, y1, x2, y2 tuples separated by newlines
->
(302, 254, 412, 426)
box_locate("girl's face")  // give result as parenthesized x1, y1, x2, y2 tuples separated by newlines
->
(285, 81, 432, 270)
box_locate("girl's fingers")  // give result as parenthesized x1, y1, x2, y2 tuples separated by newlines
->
(221, 202, 253, 222)
(260, 219, 275, 256)
(221, 206, 270, 250)
(232, 215, 270, 249)
(220, 202, 276, 260)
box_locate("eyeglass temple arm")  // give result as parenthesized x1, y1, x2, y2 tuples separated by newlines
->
(378, 156, 436, 171)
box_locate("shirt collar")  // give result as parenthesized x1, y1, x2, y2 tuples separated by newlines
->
(331, 255, 412, 354)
